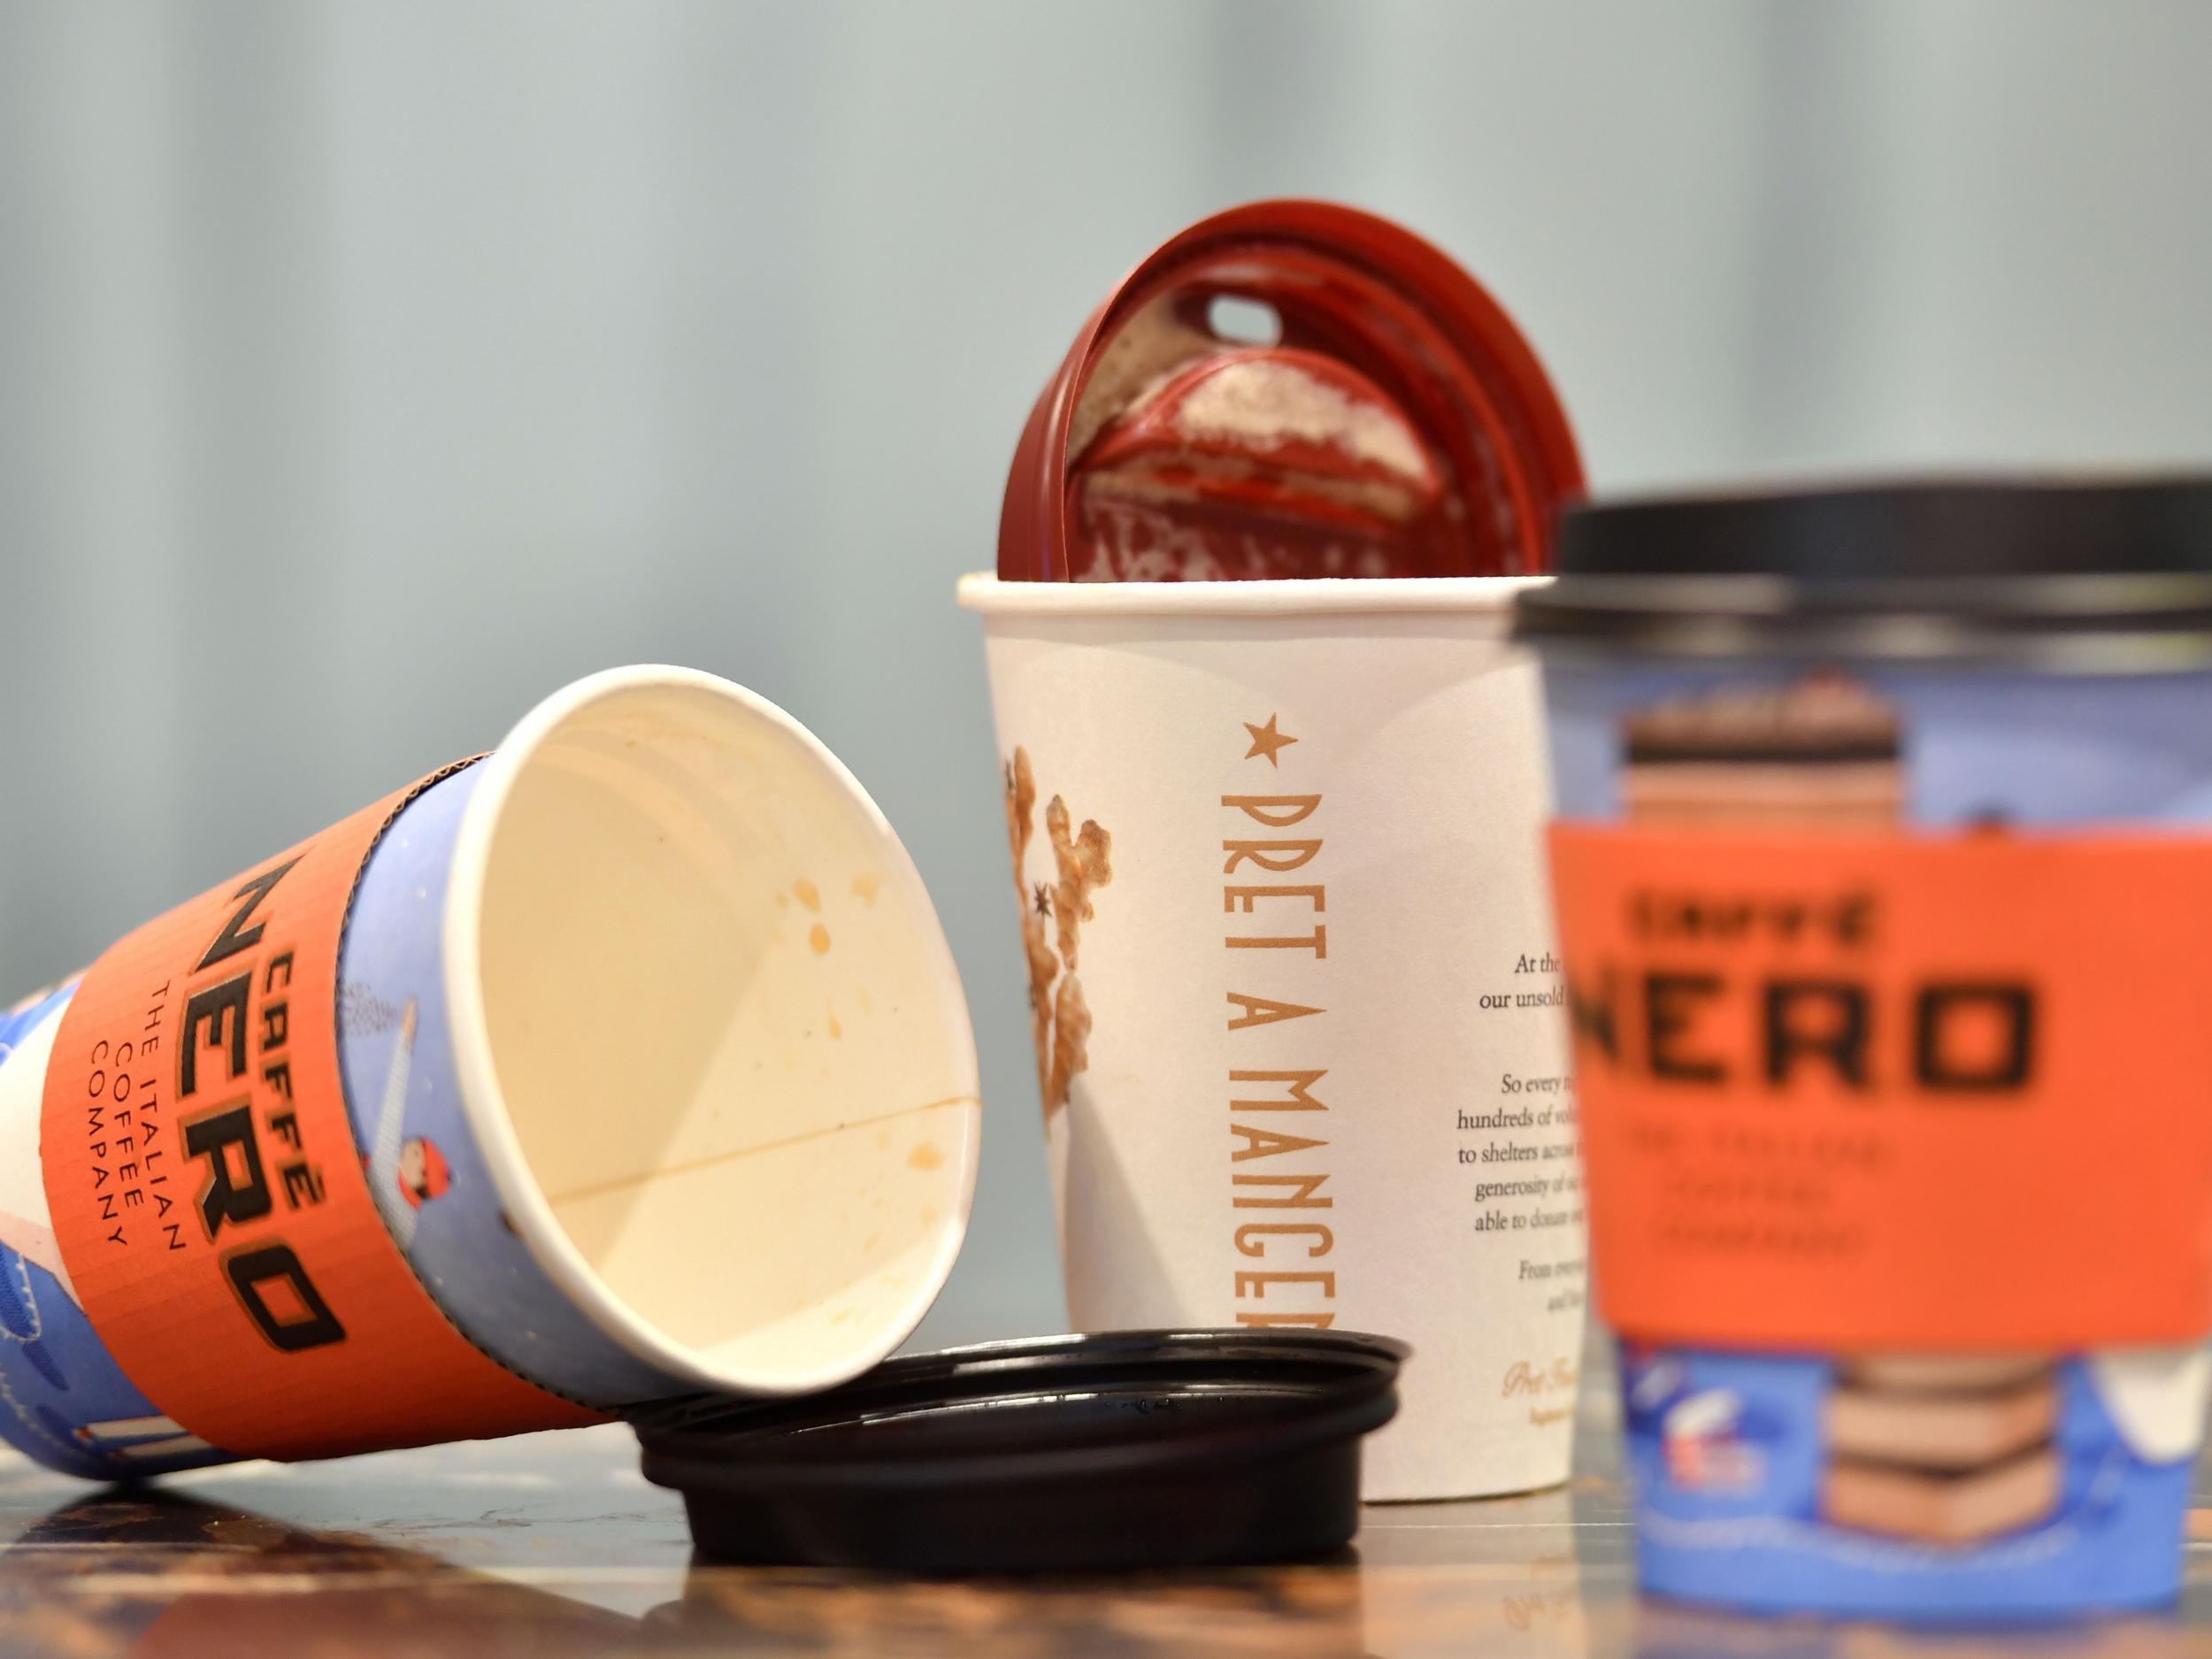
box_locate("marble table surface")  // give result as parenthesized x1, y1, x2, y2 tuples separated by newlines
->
(4, 1375, 2210, 1657)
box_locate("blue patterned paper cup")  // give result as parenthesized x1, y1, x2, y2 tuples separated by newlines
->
(0, 667, 981, 1476)
(1524, 511, 2212, 1619)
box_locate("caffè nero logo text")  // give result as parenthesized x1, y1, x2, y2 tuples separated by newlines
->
(1221, 713, 1335, 1330)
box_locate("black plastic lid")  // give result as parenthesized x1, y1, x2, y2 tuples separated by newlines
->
(1515, 474, 2212, 667)
(632, 1329, 1407, 1574)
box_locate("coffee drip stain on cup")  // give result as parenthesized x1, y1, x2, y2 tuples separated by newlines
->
(1003, 747, 1113, 1118)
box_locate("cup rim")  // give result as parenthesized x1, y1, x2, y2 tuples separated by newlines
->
(440, 664, 982, 1397)
(957, 572, 1548, 618)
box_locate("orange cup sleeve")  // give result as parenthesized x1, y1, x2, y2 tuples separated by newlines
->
(1551, 822, 2212, 1353)
(41, 774, 601, 1462)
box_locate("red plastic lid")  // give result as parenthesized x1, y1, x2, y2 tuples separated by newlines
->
(998, 199, 1584, 582)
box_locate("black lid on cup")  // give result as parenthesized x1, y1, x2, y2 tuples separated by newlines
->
(631, 1329, 1407, 1573)
(1515, 474, 2212, 666)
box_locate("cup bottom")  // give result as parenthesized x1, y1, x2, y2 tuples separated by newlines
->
(1618, 1340, 2202, 1620)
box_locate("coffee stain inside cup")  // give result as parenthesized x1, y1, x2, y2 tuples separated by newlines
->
(541, 1094, 977, 1208)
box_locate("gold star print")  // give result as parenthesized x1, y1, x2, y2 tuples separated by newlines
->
(1242, 714, 1298, 767)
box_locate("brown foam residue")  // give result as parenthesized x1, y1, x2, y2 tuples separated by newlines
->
(908, 1142, 944, 1171)
(852, 872, 882, 906)
(809, 923, 831, 954)
(794, 879, 822, 912)
(1171, 353, 1429, 481)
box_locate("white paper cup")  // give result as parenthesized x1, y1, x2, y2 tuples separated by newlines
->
(959, 574, 1586, 1501)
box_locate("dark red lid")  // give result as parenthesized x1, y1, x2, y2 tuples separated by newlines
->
(998, 199, 1584, 582)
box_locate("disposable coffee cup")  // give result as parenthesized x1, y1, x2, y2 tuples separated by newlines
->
(970, 200, 1588, 1502)
(1518, 480, 2212, 1619)
(959, 576, 1584, 1501)
(0, 666, 979, 1477)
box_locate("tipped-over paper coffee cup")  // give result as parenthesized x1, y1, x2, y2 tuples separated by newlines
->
(0, 666, 979, 1476)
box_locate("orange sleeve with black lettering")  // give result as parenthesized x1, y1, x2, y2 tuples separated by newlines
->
(1551, 823, 2212, 1354)
(41, 779, 601, 1461)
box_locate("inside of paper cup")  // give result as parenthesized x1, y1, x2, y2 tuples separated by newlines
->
(463, 677, 979, 1394)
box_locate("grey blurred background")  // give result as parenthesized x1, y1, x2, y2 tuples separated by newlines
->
(5, 0, 2211, 1349)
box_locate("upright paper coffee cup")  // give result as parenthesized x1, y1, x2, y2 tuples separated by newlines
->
(1520, 481, 2212, 1619)
(960, 574, 1586, 1501)
(0, 666, 980, 1476)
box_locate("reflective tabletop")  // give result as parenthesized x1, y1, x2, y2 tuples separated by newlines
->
(5, 1366, 2210, 1657)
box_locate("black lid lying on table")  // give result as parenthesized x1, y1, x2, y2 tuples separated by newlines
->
(631, 1328, 1408, 1574)
(1513, 474, 2212, 666)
